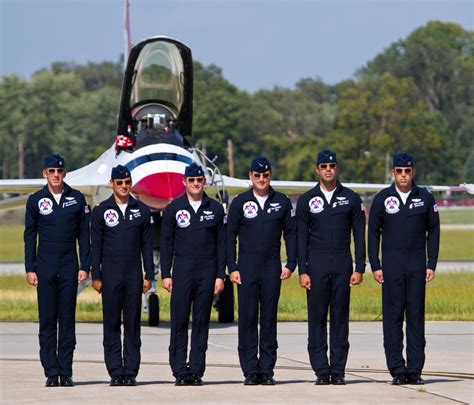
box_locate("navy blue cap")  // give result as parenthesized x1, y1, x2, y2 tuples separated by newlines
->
(111, 165, 131, 179)
(44, 154, 65, 169)
(184, 163, 204, 177)
(316, 149, 337, 165)
(393, 152, 414, 167)
(250, 156, 271, 173)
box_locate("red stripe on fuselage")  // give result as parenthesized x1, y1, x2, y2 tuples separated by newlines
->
(132, 172, 185, 210)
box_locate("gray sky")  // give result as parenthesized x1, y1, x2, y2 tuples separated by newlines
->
(1, 0, 473, 92)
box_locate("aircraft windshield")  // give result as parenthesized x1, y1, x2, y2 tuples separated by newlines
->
(130, 41, 185, 116)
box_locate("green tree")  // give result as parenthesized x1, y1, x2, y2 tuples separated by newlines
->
(464, 149, 474, 183)
(332, 74, 449, 183)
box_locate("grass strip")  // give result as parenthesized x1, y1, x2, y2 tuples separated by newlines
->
(1, 272, 472, 322)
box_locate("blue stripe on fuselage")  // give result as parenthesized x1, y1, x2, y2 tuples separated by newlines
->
(126, 152, 194, 172)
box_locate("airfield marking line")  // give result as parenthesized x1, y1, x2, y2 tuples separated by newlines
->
(344, 370, 469, 405)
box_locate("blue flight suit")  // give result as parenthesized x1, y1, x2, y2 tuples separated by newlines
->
(368, 183, 440, 377)
(160, 193, 226, 378)
(297, 181, 365, 377)
(24, 183, 90, 378)
(227, 187, 296, 377)
(90, 195, 154, 379)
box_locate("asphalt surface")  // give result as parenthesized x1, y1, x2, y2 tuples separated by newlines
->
(0, 321, 472, 404)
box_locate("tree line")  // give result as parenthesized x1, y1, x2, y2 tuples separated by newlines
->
(1, 21, 473, 184)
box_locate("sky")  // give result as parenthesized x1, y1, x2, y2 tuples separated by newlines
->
(1, 0, 473, 93)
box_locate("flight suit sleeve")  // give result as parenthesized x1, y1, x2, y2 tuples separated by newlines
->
(352, 194, 366, 273)
(141, 209, 155, 281)
(296, 196, 310, 274)
(159, 205, 175, 279)
(283, 199, 297, 271)
(226, 198, 240, 273)
(24, 195, 38, 273)
(78, 194, 91, 272)
(426, 194, 440, 270)
(368, 194, 383, 271)
(90, 206, 104, 280)
(216, 205, 226, 279)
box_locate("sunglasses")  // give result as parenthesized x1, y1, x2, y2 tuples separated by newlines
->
(47, 168, 65, 174)
(252, 172, 270, 179)
(115, 179, 132, 186)
(394, 168, 413, 174)
(319, 163, 337, 169)
(187, 177, 204, 183)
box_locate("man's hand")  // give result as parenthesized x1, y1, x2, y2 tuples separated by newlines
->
(350, 272, 363, 286)
(280, 267, 292, 280)
(230, 271, 242, 285)
(299, 273, 311, 290)
(92, 279, 102, 293)
(78, 270, 89, 283)
(26, 272, 38, 287)
(426, 269, 435, 282)
(373, 270, 384, 284)
(143, 279, 152, 294)
(161, 278, 172, 293)
(214, 278, 225, 295)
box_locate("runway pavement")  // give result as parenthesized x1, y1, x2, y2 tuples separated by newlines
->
(0, 321, 472, 404)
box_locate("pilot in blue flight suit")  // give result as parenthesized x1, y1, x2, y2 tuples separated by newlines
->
(160, 163, 226, 386)
(227, 157, 297, 386)
(90, 165, 154, 386)
(24, 154, 90, 387)
(297, 150, 366, 385)
(368, 153, 440, 386)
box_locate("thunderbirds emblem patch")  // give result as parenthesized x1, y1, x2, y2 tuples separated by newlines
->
(38, 198, 53, 215)
(309, 196, 324, 214)
(243, 201, 258, 218)
(176, 210, 191, 228)
(104, 209, 120, 227)
(384, 196, 400, 214)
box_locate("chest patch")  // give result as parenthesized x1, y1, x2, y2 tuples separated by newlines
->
(63, 197, 77, 208)
(309, 196, 324, 214)
(384, 196, 400, 214)
(38, 198, 53, 215)
(176, 209, 191, 228)
(243, 201, 258, 218)
(267, 202, 282, 214)
(200, 210, 215, 222)
(409, 199, 425, 210)
(104, 209, 120, 227)
(332, 199, 349, 208)
(130, 208, 142, 219)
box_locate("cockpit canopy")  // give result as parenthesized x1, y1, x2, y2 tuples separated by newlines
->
(117, 37, 193, 140)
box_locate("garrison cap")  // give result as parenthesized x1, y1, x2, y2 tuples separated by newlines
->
(184, 163, 204, 177)
(111, 165, 131, 179)
(44, 154, 65, 169)
(250, 156, 271, 173)
(317, 149, 337, 165)
(393, 152, 414, 167)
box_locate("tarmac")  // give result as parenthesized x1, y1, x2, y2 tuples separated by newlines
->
(0, 321, 473, 404)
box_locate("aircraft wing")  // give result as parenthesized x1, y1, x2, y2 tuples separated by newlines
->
(220, 175, 474, 195)
(0, 146, 117, 211)
(0, 145, 116, 193)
